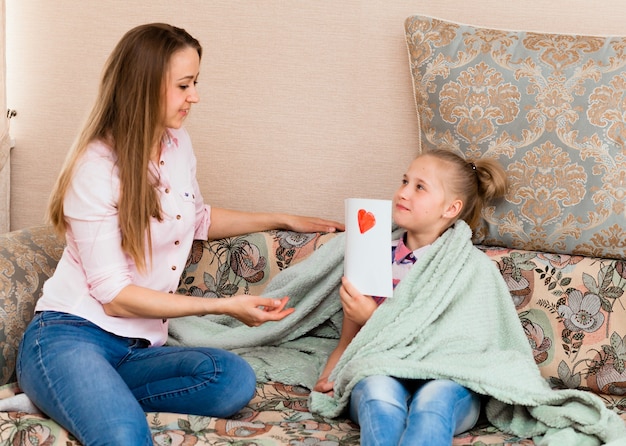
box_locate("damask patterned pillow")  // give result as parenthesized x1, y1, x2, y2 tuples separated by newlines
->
(405, 15, 626, 260)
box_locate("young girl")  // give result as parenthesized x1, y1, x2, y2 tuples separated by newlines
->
(314, 149, 508, 446)
(15, 23, 342, 446)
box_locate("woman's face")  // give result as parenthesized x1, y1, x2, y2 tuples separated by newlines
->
(163, 46, 200, 129)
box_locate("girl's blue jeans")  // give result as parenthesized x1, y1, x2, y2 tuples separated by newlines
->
(350, 375, 481, 446)
(16, 311, 256, 446)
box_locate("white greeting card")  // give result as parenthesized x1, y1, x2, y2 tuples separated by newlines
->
(344, 198, 393, 298)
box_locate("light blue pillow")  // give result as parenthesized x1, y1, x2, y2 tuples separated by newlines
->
(405, 15, 626, 260)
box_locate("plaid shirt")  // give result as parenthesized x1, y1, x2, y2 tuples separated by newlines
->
(372, 233, 431, 305)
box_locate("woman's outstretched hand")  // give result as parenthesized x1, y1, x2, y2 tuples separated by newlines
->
(282, 215, 345, 233)
(225, 295, 295, 327)
(207, 208, 344, 240)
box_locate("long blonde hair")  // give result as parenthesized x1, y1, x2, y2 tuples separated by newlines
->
(47, 23, 202, 271)
(421, 148, 509, 230)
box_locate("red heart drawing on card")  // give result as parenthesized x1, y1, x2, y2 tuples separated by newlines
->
(358, 209, 376, 234)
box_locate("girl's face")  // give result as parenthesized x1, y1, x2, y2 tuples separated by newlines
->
(163, 46, 200, 130)
(392, 155, 462, 249)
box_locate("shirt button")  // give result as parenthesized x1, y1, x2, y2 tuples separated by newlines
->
(176, 215, 181, 220)
(168, 290, 174, 294)
(165, 188, 170, 194)
(174, 240, 180, 245)
(171, 265, 177, 271)
(160, 160, 165, 165)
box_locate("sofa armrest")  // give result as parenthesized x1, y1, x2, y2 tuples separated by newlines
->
(0, 225, 64, 385)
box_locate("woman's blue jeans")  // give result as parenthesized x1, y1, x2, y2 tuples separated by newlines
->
(16, 311, 256, 446)
(350, 375, 481, 446)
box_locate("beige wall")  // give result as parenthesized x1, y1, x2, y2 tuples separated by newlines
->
(6, 0, 626, 230)
(0, 0, 9, 232)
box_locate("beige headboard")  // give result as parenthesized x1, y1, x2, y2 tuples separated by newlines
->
(6, 0, 626, 229)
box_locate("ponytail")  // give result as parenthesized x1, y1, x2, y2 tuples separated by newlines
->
(421, 148, 508, 230)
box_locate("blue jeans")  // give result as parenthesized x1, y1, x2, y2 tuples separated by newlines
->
(350, 375, 481, 446)
(16, 311, 256, 446)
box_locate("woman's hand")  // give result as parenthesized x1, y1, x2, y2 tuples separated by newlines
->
(208, 208, 344, 240)
(339, 277, 378, 327)
(104, 285, 295, 323)
(224, 295, 295, 327)
(282, 215, 345, 234)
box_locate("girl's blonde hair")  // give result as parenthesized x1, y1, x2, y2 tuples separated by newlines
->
(47, 23, 202, 272)
(421, 148, 509, 230)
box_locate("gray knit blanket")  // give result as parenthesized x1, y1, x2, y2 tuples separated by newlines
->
(168, 222, 626, 445)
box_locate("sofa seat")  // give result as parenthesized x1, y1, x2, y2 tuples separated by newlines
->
(0, 380, 624, 445)
(1, 225, 625, 445)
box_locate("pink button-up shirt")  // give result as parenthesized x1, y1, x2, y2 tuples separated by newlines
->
(36, 127, 211, 346)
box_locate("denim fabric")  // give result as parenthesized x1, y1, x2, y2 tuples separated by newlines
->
(16, 311, 256, 446)
(349, 375, 481, 446)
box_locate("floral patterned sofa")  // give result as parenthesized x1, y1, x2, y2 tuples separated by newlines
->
(1, 13, 626, 446)
(0, 225, 625, 445)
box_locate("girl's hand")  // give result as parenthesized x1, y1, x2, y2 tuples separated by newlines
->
(313, 376, 334, 395)
(339, 277, 378, 327)
(282, 215, 345, 233)
(225, 295, 295, 327)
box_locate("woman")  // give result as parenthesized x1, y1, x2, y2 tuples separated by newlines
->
(16, 23, 342, 446)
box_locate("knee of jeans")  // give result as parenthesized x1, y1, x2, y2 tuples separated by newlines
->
(415, 380, 469, 406)
(454, 392, 481, 435)
(413, 380, 481, 434)
(352, 375, 407, 405)
(214, 353, 256, 414)
(231, 360, 256, 405)
(350, 376, 409, 425)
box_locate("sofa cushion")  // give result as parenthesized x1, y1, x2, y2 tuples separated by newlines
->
(177, 230, 337, 297)
(480, 245, 626, 404)
(404, 15, 626, 260)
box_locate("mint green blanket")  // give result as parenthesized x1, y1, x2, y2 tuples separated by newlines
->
(168, 222, 626, 445)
